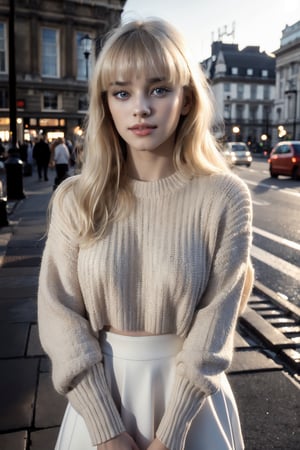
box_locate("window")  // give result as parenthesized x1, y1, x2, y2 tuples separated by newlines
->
(237, 84, 244, 99)
(224, 83, 231, 92)
(42, 28, 59, 77)
(231, 67, 238, 75)
(246, 68, 253, 76)
(43, 92, 58, 110)
(236, 104, 244, 119)
(77, 32, 93, 80)
(224, 104, 231, 119)
(261, 69, 268, 77)
(263, 106, 270, 121)
(249, 106, 257, 121)
(263, 85, 270, 100)
(279, 79, 284, 98)
(78, 93, 89, 111)
(287, 94, 296, 120)
(290, 62, 297, 76)
(274, 144, 291, 155)
(276, 108, 282, 123)
(0, 23, 7, 73)
(250, 85, 257, 100)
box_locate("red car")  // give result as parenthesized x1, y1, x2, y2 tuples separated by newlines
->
(268, 141, 300, 179)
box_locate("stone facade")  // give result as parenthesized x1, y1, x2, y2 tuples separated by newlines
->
(273, 21, 300, 142)
(0, 0, 126, 144)
(202, 42, 275, 151)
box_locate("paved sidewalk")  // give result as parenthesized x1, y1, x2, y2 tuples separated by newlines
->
(0, 168, 299, 450)
(0, 169, 67, 450)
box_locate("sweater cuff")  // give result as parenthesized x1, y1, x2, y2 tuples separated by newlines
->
(156, 375, 205, 450)
(67, 362, 126, 445)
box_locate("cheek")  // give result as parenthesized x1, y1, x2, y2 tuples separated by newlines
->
(108, 103, 122, 127)
(164, 99, 184, 126)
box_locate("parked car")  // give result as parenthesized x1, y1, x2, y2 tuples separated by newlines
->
(268, 141, 300, 179)
(222, 142, 252, 167)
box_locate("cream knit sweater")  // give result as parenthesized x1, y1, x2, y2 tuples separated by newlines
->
(38, 170, 253, 450)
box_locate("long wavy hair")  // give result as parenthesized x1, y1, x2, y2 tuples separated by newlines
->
(56, 19, 229, 245)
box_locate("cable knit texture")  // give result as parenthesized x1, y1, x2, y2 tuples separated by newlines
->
(38, 170, 253, 449)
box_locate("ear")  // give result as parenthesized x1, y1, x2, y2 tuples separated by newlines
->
(181, 87, 192, 116)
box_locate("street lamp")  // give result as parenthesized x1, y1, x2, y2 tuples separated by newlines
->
(224, 95, 232, 139)
(278, 125, 287, 139)
(232, 126, 240, 142)
(80, 34, 92, 80)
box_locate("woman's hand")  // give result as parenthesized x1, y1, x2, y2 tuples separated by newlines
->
(97, 432, 140, 450)
(147, 438, 169, 450)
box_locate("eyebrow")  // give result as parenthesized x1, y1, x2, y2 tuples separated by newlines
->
(109, 77, 167, 87)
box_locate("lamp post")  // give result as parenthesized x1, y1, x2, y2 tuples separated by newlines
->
(224, 95, 232, 140)
(232, 126, 240, 142)
(81, 34, 92, 80)
(9, 0, 16, 146)
(285, 88, 298, 140)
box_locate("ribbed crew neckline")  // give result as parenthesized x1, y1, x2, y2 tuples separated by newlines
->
(129, 171, 192, 198)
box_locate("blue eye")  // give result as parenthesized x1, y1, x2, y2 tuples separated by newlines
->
(152, 87, 171, 97)
(113, 91, 129, 100)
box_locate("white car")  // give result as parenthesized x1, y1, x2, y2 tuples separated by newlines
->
(223, 142, 252, 167)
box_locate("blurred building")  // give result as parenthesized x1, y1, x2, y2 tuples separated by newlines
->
(0, 0, 126, 144)
(202, 42, 275, 151)
(273, 20, 300, 143)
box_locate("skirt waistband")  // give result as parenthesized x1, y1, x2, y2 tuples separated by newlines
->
(99, 331, 184, 361)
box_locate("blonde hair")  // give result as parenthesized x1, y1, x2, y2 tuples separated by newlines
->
(57, 19, 229, 244)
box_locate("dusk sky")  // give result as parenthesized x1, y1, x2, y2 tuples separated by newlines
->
(122, 0, 300, 61)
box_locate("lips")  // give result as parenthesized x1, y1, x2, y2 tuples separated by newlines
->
(129, 123, 157, 136)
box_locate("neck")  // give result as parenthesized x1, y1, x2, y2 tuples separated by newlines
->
(126, 147, 175, 182)
(126, 154, 175, 181)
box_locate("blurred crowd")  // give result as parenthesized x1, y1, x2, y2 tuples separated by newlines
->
(0, 135, 84, 192)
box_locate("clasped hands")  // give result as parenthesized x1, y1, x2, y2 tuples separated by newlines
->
(97, 432, 168, 450)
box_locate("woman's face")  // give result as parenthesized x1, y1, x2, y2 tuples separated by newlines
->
(107, 74, 191, 158)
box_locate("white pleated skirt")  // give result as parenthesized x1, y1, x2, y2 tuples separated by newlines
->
(55, 332, 244, 450)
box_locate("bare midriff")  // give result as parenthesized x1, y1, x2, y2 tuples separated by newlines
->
(103, 325, 155, 336)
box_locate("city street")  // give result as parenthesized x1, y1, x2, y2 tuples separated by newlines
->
(233, 158, 300, 307)
(1, 0, 299, 447)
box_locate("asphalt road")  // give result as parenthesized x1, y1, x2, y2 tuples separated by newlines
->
(232, 158, 300, 307)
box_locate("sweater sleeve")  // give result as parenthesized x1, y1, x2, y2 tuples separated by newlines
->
(38, 181, 125, 445)
(156, 176, 253, 450)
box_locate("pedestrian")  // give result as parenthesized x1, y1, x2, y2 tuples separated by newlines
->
(32, 135, 51, 181)
(38, 19, 254, 450)
(53, 137, 70, 187)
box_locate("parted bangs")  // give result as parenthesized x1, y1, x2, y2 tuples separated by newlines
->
(99, 23, 191, 91)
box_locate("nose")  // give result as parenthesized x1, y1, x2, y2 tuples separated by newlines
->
(133, 108, 151, 118)
(133, 95, 151, 118)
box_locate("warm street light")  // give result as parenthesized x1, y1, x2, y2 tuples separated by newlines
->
(232, 126, 240, 141)
(278, 125, 287, 139)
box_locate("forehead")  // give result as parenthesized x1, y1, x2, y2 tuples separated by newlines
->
(109, 75, 168, 86)
(100, 32, 188, 90)
(104, 58, 173, 86)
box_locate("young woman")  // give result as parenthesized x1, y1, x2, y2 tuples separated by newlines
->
(38, 19, 254, 450)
